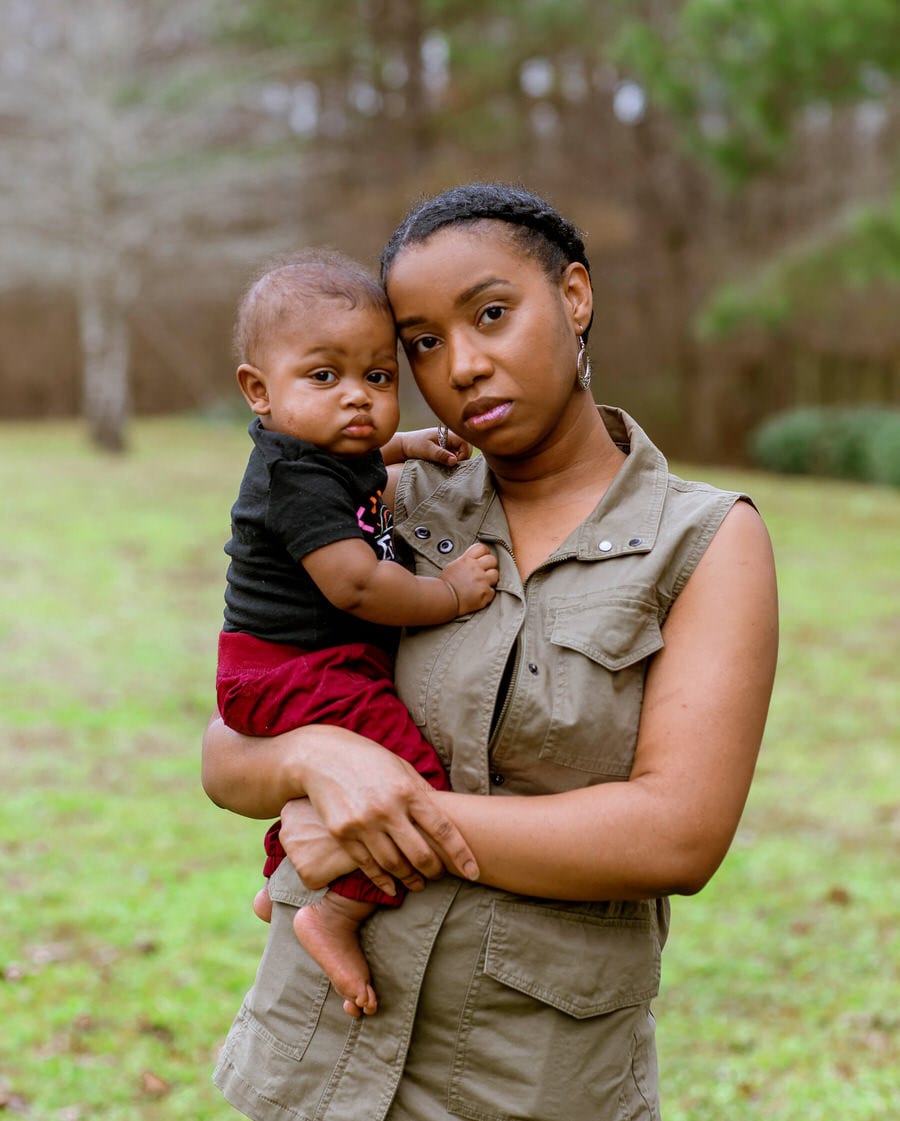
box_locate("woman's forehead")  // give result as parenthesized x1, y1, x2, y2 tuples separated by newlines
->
(386, 223, 540, 304)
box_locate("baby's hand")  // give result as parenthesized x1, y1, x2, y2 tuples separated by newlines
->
(440, 543, 499, 615)
(399, 427, 472, 468)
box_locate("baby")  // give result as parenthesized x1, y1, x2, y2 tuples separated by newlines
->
(216, 250, 497, 1017)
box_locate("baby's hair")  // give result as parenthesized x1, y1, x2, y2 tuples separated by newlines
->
(234, 249, 389, 367)
(380, 183, 593, 339)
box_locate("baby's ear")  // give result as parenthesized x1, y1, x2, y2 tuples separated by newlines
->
(237, 364, 270, 415)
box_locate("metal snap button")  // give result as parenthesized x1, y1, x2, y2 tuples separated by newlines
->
(628, 537, 642, 547)
(413, 526, 431, 539)
(491, 772, 505, 786)
(527, 662, 539, 675)
(437, 538, 454, 554)
(598, 539, 613, 553)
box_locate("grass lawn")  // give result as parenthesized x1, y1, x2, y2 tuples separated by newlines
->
(0, 417, 897, 1120)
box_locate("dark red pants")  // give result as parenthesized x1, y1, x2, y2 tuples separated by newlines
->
(216, 631, 450, 907)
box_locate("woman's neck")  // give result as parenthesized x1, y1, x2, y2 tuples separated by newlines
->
(486, 403, 625, 506)
(484, 406, 627, 579)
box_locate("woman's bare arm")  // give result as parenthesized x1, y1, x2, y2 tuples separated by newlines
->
(202, 714, 312, 819)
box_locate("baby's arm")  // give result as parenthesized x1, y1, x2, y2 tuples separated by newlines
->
(303, 537, 497, 625)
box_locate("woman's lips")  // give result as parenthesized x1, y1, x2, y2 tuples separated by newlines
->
(462, 399, 512, 431)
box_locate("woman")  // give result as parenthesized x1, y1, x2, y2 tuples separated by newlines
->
(202, 183, 778, 1121)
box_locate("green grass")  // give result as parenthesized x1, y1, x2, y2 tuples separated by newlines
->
(1, 418, 897, 1119)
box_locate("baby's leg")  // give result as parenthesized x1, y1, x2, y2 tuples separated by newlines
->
(293, 893, 378, 1017)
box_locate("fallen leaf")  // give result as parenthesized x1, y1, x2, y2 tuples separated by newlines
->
(140, 1071, 171, 1097)
(138, 1020, 175, 1045)
(0, 1082, 30, 1111)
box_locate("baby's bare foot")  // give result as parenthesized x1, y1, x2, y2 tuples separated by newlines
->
(293, 893, 378, 1017)
(253, 884, 273, 923)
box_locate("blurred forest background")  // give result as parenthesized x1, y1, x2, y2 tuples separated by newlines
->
(1, 0, 899, 461)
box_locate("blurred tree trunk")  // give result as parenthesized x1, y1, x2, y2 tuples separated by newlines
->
(70, 87, 136, 452)
(77, 257, 136, 453)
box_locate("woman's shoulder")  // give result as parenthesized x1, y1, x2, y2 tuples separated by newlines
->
(664, 469, 753, 519)
(394, 456, 492, 522)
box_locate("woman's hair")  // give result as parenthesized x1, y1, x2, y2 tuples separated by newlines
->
(234, 248, 389, 366)
(380, 182, 593, 339)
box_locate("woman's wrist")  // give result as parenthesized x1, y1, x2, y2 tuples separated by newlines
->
(283, 724, 344, 799)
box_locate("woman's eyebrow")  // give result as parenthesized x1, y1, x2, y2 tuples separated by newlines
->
(455, 277, 511, 306)
(395, 278, 513, 332)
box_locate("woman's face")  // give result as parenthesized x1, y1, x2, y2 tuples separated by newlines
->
(385, 223, 593, 462)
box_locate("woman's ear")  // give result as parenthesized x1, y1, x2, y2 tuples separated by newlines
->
(236, 363, 271, 415)
(560, 261, 592, 330)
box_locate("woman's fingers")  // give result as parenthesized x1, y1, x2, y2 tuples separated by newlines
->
(296, 730, 479, 886)
(279, 797, 357, 889)
(340, 834, 425, 894)
(411, 792, 480, 882)
(325, 797, 438, 883)
(336, 789, 479, 888)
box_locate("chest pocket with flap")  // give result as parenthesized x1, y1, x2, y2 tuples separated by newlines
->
(538, 591, 664, 778)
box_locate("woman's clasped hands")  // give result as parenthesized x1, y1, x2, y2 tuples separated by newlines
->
(277, 725, 479, 901)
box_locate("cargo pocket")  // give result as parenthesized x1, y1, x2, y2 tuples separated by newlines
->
(234, 859, 329, 1064)
(448, 900, 661, 1121)
(540, 592, 663, 778)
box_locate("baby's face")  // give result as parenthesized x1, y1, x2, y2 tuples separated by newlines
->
(260, 302, 400, 457)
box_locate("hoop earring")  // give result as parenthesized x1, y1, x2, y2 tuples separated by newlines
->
(576, 335, 592, 392)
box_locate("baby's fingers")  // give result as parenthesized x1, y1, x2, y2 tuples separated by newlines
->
(480, 555, 499, 579)
(462, 542, 491, 559)
(444, 433, 472, 461)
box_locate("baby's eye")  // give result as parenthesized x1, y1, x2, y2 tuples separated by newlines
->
(479, 305, 506, 325)
(310, 369, 337, 383)
(367, 370, 395, 385)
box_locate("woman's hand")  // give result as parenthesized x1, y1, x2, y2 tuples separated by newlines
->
(278, 797, 360, 890)
(296, 730, 479, 893)
(202, 716, 479, 893)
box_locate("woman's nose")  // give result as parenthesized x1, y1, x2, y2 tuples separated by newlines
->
(447, 334, 492, 388)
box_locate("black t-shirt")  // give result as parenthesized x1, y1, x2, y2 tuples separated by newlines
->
(223, 419, 398, 649)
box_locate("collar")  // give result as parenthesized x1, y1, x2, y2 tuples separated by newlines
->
(395, 407, 669, 566)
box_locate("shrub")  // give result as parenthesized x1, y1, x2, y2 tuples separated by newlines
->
(750, 406, 900, 486)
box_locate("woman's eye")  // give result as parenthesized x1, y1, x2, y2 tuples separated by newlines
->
(480, 305, 506, 325)
(310, 370, 336, 383)
(411, 335, 440, 355)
